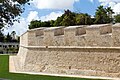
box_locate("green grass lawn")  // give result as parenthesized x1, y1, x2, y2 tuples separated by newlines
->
(0, 55, 102, 80)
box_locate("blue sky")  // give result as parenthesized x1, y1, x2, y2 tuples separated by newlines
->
(22, 0, 99, 17)
(3, 0, 120, 35)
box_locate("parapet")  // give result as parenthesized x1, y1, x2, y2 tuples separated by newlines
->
(20, 23, 120, 47)
(113, 23, 120, 28)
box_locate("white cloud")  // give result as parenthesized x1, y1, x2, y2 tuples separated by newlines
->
(3, 11, 63, 35)
(90, 0, 94, 2)
(98, 0, 120, 14)
(30, 0, 80, 9)
(27, 11, 40, 22)
(3, 18, 28, 36)
(40, 11, 63, 21)
(112, 3, 120, 14)
(99, 0, 120, 3)
(3, 11, 40, 36)
(109, 2, 116, 8)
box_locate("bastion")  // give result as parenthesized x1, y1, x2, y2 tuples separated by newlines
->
(10, 23, 120, 78)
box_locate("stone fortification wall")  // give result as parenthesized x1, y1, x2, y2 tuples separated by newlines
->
(12, 23, 120, 78)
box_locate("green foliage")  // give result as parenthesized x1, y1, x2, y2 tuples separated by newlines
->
(106, 7, 114, 18)
(76, 13, 92, 25)
(29, 20, 41, 29)
(60, 10, 76, 26)
(76, 14, 85, 25)
(29, 7, 114, 29)
(54, 16, 63, 26)
(5, 33, 12, 42)
(50, 20, 55, 27)
(60, 15, 75, 26)
(0, 31, 18, 42)
(29, 20, 53, 29)
(0, 30, 4, 42)
(6, 47, 18, 53)
(94, 6, 113, 24)
(0, 0, 30, 28)
(29, 10, 93, 29)
(115, 14, 120, 23)
(41, 21, 51, 27)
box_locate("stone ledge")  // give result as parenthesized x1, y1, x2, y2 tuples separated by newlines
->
(64, 25, 85, 30)
(44, 27, 62, 31)
(20, 45, 46, 49)
(28, 27, 45, 32)
(20, 45, 120, 50)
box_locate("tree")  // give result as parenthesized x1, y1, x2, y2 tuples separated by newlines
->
(61, 15, 75, 26)
(75, 13, 92, 25)
(114, 14, 120, 23)
(5, 33, 12, 42)
(61, 10, 76, 26)
(76, 14, 85, 25)
(94, 6, 107, 24)
(94, 6, 113, 24)
(0, 0, 30, 29)
(54, 16, 63, 26)
(50, 20, 55, 27)
(11, 31, 16, 41)
(28, 9, 93, 29)
(29, 20, 41, 29)
(106, 7, 114, 18)
(41, 21, 51, 27)
(84, 14, 92, 25)
(106, 7, 114, 23)
(28, 20, 53, 29)
(0, 30, 4, 42)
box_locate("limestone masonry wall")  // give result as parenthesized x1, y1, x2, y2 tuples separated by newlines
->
(12, 23, 120, 78)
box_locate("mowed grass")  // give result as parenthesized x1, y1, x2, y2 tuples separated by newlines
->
(0, 55, 102, 80)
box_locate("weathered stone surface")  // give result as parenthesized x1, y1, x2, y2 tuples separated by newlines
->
(20, 24, 115, 47)
(11, 23, 120, 78)
(18, 47, 120, 77)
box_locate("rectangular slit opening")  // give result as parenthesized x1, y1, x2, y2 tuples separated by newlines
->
(35, 30, 44, 37)
(76, 27, 86, 36)
(54, 28, 64, 36)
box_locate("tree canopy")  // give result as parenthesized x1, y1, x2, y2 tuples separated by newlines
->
(28, 6, 114, 29)
(94, 6, 113, 24)
(0, 0, 30, 29)
(115, 14, 120, 23)
(29, 10, 93, 29)
(0, 30, 4, 42)
(28, 20, 53, 29)
(75, 13, 92, 25)
(0, 30, 19, 42)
